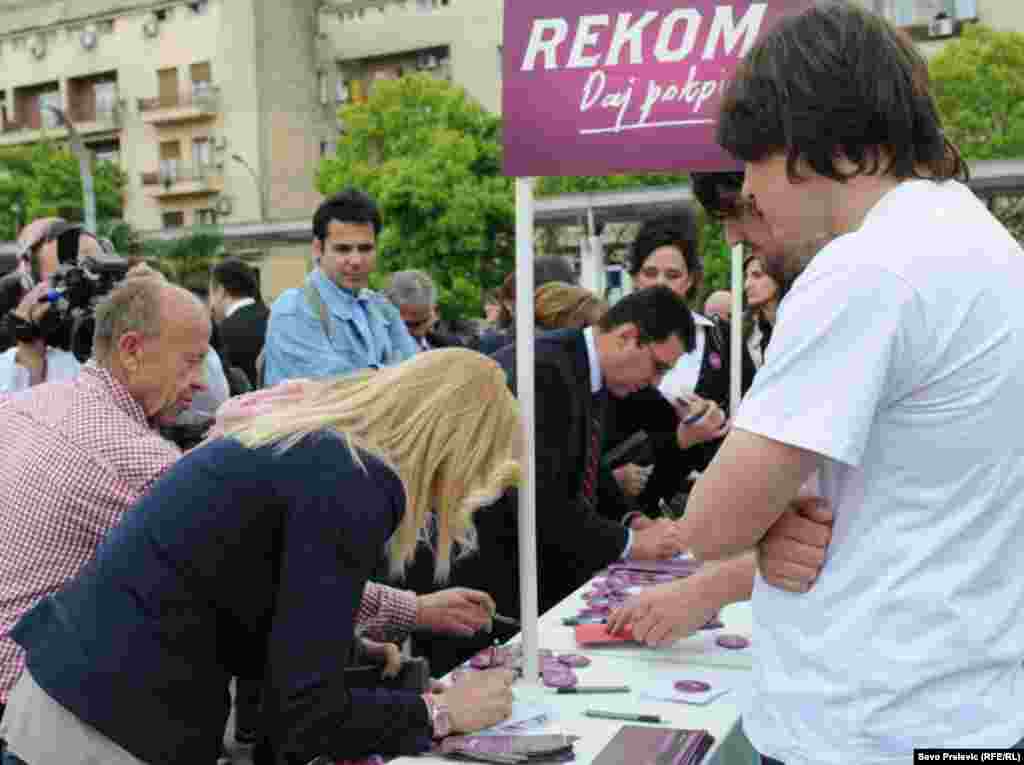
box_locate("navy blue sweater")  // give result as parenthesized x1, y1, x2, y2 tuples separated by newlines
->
(12, 433, 432, 765)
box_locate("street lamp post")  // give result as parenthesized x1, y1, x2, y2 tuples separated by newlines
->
(44, 105, 96, 234)
(231, 153, 266, 222)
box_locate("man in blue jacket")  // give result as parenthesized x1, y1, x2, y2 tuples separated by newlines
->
(263, 189, 418, 385)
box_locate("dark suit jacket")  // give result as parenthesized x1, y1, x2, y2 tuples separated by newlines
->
(218, 301, 269, 388)
(424, 329, 462, 349)
(605, 317, 757, 512)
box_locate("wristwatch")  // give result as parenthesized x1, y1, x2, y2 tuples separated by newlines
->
(423, 693, 452, 739)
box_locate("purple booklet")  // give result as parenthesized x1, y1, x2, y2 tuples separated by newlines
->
(437, 734, 579, 763)
(590, 726, 714, 765)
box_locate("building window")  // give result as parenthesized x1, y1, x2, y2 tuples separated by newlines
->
(162, 211, 185, 229)
(38, 90, 62, 129)
(191, 61, 213, 98)
(159, 140, 181, 183)
(94, 80, 118, 120)
(192, 137, 212, 169)
(318, 71, 329, 105)
(196, 208, 218, 225)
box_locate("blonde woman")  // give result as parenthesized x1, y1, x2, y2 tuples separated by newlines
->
(534, 282, 608, 331)
(2, 349, 520, 765)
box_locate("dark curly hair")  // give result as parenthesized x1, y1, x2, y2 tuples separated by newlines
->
(629, 209, 703, 302)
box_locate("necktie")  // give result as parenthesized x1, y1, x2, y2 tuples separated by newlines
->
(582, 390, 604, 510)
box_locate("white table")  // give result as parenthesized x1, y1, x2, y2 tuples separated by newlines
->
(392, 579, 758, 765)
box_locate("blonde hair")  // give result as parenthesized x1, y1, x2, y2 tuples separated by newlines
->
(226, 348, 521, 581)
(535, 282, 608, 330)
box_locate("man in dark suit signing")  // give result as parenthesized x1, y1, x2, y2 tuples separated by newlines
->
(209, 257, 269, 389)
(407, 286, 701, 673)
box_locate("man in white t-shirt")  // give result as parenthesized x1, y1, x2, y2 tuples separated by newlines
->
(667, 4, 1024, 764)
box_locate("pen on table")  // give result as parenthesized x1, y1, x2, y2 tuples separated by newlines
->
(585, 710, 662, 723)
(492, 613, 520, 628)
(557, 685, 630, 695)
(681, 406, 707, 426)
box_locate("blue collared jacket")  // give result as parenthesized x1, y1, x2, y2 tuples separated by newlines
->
(263, 269, 418, 385)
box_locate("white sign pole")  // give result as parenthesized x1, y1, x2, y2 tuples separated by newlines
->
(514, 177, 540, 687)
(730, 243, 744, 418)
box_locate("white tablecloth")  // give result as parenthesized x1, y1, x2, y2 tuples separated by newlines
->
(391, 579, 758, 765)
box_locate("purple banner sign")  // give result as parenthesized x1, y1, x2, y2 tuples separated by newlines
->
(502, 1, 815, 177)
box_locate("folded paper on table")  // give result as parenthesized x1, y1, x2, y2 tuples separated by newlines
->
(474, 701, 558, 736)
(575, 622, 636, 647)
(641, 667, 734, 706)
(590, 725, 715, 765)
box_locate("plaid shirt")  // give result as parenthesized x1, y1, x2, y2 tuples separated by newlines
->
(0, 364, 181, 703)
(0, 366, 418, 702)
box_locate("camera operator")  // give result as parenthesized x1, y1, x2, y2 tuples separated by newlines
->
(0, 219, 117, 391)
(0, 281, 80, 392)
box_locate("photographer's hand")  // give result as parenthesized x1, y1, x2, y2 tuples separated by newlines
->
(13, 282, 51, 325)
(13, 283, 51, 386)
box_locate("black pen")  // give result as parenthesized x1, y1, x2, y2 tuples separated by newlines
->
(585, 710, 661, 723)
(557, 685, 630, 694)
(492, 613, 520, 628)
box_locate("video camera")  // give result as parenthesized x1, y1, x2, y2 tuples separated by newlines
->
(0, 221, 129, 361)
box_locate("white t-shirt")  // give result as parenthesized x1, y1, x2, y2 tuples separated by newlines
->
(736, 180, 1024, 765)
(0, 347, 81, 393)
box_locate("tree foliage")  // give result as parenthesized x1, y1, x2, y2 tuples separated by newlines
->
(930, 25, 1024, 242)
(140, 227, 224, 292)
(317, 75, 514, 320)
(0, 141, 125, 240)
(930, 25, 1024, 161)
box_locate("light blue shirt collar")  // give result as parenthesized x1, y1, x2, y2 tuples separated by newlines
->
(582, 327, 603, 395)
(312, 269, 373, 313)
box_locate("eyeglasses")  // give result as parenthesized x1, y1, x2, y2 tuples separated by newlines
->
(331, 243, 375, 255)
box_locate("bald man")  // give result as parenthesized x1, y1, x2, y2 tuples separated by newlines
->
(703, 290, 732, 322)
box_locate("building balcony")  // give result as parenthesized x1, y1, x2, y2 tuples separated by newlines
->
(75, 103, 124, 135)
(141, 164, 223, 199)
(137, 86, 221, 126)
(0, 120, 66, 146)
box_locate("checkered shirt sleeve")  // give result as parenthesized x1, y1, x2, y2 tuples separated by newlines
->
(0, 365, 180, 702)
(358, 582, 419, 644)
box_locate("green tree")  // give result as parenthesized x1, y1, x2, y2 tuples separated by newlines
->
(141, 227, 224, 292)
(0, 141, 125, 239)
(317, 75, 513, 320)
(930, 24, 1024, 241)
(930, 25, 1024, 160)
